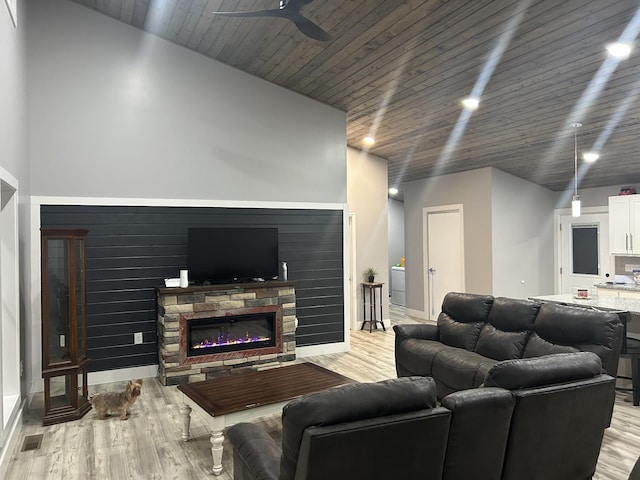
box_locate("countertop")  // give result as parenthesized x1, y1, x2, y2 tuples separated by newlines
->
(594, 282, 640, 292)
(529, 293, 640, 314)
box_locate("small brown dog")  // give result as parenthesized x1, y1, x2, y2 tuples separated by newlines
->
(90, 379, 143, 420)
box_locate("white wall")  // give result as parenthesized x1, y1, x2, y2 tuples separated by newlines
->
(555, 184, 630, 210)
(23, 0, 351, 396)
(490, 168, 556, 298)
(0, 2, 28, 477)
(404, 168, 493, 314)
(26, 0, 347, 203)
(347, 148, 389, 327)
(0, 4, 27, 185)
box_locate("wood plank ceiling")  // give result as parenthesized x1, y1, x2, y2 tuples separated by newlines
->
(69, 0, 640, 193)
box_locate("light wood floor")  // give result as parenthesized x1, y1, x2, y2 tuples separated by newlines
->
(5, 305, 640, 479)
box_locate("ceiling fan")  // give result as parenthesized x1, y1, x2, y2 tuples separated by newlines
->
(213, 0, 332, 42)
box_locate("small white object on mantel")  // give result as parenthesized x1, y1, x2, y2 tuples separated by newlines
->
(164, 278, 180, 287)
(180, 269, 189, 288)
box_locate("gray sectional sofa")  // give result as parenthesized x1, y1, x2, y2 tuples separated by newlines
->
(394, 292, 624, 399)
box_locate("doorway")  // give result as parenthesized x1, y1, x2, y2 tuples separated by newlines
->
(557, 208, 611, 295)
(0, 175, 19, 430)
(423, 205, 465, 320)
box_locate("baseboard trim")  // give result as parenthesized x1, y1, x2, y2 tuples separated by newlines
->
(405, 307, 428, 320)
(296, 341, 349, 358)
(88, 365, 159, 386)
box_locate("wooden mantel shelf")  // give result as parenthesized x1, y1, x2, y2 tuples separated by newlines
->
(157, 280, 295, 295)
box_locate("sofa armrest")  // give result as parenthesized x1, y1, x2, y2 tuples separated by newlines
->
(393, 323, 439, 341)
(227, 423, 281, 480)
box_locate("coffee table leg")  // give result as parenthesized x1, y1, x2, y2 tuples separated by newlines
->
(180, 404, 192, 442)
(211, 416, 226, 475)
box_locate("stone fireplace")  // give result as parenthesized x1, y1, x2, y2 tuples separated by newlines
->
(157, 282, 296, 385)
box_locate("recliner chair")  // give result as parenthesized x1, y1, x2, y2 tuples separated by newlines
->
(228, 376, 451, 480)
(228, 375, 518, 480)
(483, 352, 616, 480)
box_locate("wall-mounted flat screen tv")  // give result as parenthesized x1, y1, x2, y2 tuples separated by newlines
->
(187, 227, 279, 284)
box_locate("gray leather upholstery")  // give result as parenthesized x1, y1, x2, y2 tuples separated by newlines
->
(441, 387, 515, 480)
(487, 353, 615, 480)
(228, 354, 614, 480)
(280, 376, 439, 480)
(228, 376, 454, 480)
(395, 292, 624, 399)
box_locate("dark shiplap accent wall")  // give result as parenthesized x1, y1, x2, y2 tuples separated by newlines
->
(40, 205, 344, 372)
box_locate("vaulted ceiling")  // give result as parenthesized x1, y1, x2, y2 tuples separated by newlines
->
(69, 0, 640, 193)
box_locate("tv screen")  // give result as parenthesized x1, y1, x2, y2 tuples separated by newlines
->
(187, 227, 279, 284)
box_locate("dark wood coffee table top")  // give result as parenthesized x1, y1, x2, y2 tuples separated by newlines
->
(177, 362, 353, 416)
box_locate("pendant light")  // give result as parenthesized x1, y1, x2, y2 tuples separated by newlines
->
(570, 122, 582, 217)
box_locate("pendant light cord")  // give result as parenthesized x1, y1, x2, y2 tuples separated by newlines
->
(574, 126, 578, 196)
(570, 122, 581, 197)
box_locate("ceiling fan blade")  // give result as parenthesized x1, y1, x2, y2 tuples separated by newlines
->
(214, 3, 331, 42)
(213, 9, 286, 19)
(283, 0, 315, 9)
(290, 13, 331, 42)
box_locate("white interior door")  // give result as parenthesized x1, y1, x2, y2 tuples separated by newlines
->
(559, 211, 611, 295)
(424, 205, 465, 320)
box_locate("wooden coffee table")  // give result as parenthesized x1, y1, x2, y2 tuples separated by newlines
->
(177, 362, 353, 475)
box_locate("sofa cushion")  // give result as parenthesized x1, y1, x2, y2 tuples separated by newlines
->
(483, 352, 602, 390)
(487, 297, 541, 331)
(280, 377, 437, 480)
(528, 302, 621, 374)
(438, 292, 494, 351)
(522, 332, 579, 358)
(475, 324, 529, 361)
(474, 297, 538, 360)
(432, 348, 499, 395)
(395, 338, 451, 376)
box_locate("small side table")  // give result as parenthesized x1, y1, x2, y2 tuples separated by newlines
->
(361, 282, 385, 333)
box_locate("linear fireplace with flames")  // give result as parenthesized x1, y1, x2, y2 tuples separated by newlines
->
(187, 312, 276, 357)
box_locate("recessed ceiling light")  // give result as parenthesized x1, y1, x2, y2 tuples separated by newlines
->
(606, 42, 632, 59)
(388, 187, 399, 196)
(583, 151, 600, 163)
(363, 136, 375, 146)
(462, 97, 480, 110)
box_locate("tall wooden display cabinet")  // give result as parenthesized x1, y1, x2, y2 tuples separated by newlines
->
(41, 229, 91, 425)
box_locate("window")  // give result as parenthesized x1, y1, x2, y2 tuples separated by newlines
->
(572, 225, 599, 275)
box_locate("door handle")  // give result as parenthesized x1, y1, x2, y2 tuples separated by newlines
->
(428, 268, 436, 316)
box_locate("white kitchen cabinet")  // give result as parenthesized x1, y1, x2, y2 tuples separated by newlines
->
(608, 195, 640, 255)
(596, 287, 619, 297)
(596, 287, 640, 299)
(620, 290, 640, 300)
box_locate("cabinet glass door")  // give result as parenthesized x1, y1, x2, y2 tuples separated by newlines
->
(75, 238, 86, 360)
(48, 374, 72, 410)
(45, 238, 71, 366)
